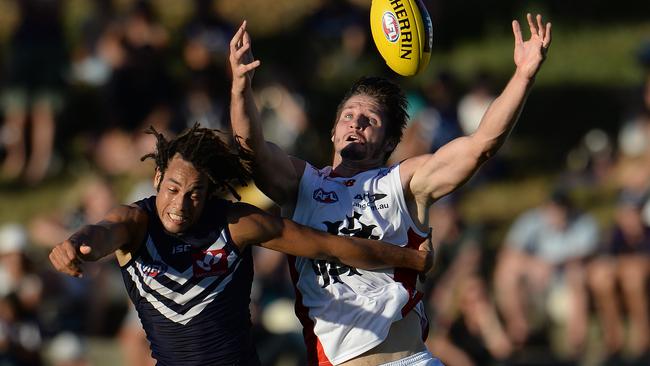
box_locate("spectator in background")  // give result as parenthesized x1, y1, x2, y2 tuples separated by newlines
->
(249, 242, 306, 366)
(44, 332, 88, 366)
(256, 80, 309, 155)
(420, 71, 463, 152)
(615, 73, 650, 230)
(93, 0, 173, 176)
(177, 28, 230, 131)
(29, 176, 126, 338)
(588, 190, 650, 364)
(29, 176, 117, 248)
(565, 129, 615, 187)
(457, 72, 496, 136)
(0, 223, 43, 365)
(118, 304, 155, 366)
(615, 73, 650, 189)
(388, 72, 463, 164)
(494, 189, 598, 359)
(425, 197, 512, 366)
(1, 0, 67, 184)
(387, 92, 440, 163)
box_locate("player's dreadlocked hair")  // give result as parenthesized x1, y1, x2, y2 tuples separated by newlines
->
(140, 123, 253, 200)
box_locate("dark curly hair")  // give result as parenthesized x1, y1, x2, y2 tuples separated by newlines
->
(332, 76, 409, 162)
(141, 123, 253, 200)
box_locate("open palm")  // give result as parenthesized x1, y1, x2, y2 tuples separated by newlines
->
(513, 13, 552, 80)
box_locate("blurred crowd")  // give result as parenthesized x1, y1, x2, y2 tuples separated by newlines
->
(0, 1, 649, 366)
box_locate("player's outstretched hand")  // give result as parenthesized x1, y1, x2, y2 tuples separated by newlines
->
(49, 238, 92, 278)
(512, 13, 552, 80)
(229, 20, 261, 94)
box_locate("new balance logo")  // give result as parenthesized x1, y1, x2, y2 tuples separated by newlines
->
(354, 193, 388, 203)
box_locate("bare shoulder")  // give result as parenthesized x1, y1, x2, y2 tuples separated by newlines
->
(105, 204, 148, 224)
(109, 204, 149, 266)
(398, 154, 432, 187)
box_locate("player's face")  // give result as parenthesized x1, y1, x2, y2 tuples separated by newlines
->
(331, 94, 394, 162)
(154, 154, 210, 234)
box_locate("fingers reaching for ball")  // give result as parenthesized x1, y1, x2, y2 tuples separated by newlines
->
(229, 20, 261, 94)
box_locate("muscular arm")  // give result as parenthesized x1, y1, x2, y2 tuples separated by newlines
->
(229, 21, 304, 206)
(404, 15, 552, 205)
(228, 203, 432, 272)
(49, 205, 147, 277)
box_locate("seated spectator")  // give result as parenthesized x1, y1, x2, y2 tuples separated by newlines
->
(588, 190, 650, 363)
(45, 332, 88, 366)
(29, 176, 126, 337)
(0, 223, 43, 365)
(494, 188, 599, 358)
(29, 176, 117, 248)
(424, 197, 512, 366)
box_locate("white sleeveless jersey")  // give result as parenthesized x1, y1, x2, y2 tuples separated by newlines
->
(289, 163, 429, 365)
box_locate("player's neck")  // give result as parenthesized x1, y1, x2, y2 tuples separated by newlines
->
(331, 155, 384, 177)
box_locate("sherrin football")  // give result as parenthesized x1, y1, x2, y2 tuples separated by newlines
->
(370, 0, 433, 76)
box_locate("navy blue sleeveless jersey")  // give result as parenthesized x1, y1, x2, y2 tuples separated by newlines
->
(121, 196, 260, 366)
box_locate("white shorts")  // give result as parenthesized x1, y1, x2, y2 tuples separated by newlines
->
(378, 351, 444, 366)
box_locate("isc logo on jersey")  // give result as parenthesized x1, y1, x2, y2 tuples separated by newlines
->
(370, 0, 433, 76)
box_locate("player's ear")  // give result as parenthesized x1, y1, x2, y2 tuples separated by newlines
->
(153, 169, 162, 191)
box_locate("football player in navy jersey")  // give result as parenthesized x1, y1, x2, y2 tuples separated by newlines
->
(49, 124, 433, 366)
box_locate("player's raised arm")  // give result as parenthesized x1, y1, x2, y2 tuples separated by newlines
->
(49, 205, 147, 277)
(228, 203, 433, 272)
(229, 21, 305, 206)
(404, 14, 552, 203)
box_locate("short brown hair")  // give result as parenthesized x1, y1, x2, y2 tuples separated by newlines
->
(332, 77, 409, 161)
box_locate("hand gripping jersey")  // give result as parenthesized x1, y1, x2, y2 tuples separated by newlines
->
(290, 163, 429, 365)
(121, 196, 260, 366)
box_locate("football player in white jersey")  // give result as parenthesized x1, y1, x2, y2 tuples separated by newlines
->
(229, 13, 551, 366)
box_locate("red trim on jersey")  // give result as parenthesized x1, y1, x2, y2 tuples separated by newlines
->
(287, 255, 333, 366)
(393, 228, 428, 336)
(393, 228, 426, 289)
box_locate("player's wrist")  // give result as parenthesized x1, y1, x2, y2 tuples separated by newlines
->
(513, 68, 536, 84)
(412, 249, 428, 272)
(231, 81, 251, 96)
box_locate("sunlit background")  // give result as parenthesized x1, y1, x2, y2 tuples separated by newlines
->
(0, 0, 649, 365)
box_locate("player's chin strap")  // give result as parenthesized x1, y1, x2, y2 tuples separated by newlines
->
(416, 227, 434, 293)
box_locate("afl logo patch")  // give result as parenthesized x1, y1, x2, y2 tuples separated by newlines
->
(313, 188, 339, 203)
(382, 11, 400, 43)
(140, 262, 167, 278)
